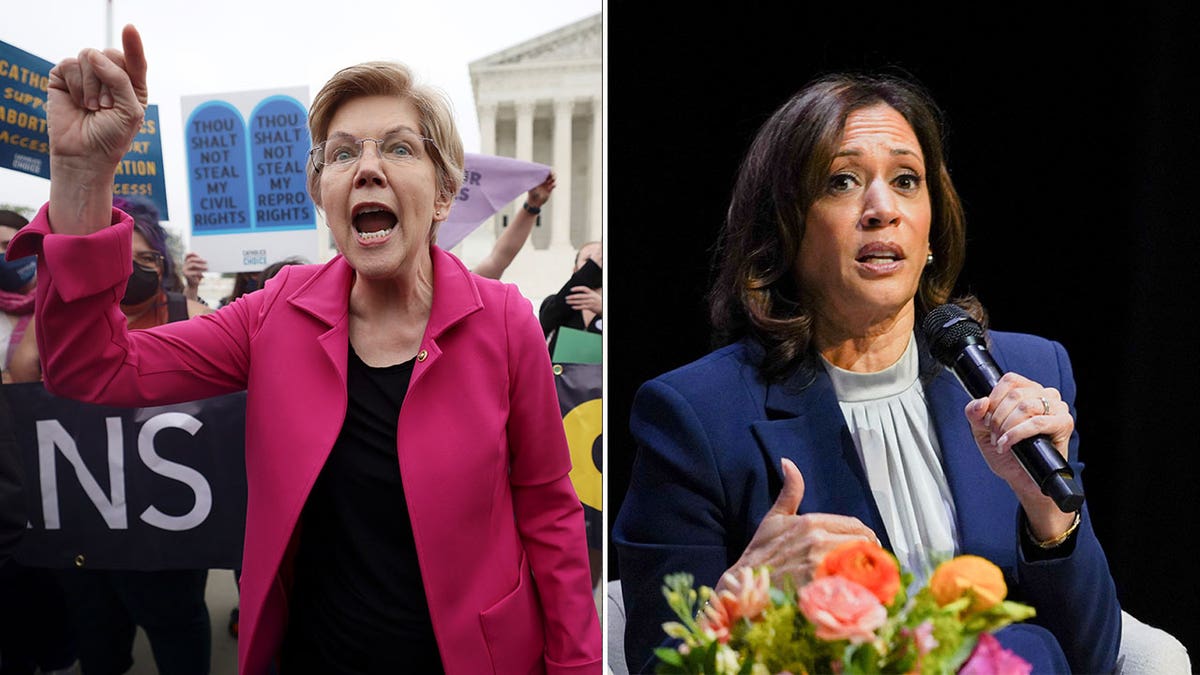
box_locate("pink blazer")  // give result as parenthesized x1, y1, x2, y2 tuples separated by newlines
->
(10, 206, 602, 675)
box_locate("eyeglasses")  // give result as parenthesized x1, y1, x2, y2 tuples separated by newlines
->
(133, 251, 165, 268)
(309, 130, 438, 172)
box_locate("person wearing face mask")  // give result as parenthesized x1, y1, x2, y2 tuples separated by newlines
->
(7, 197, 212, 384)
(0, 210, 36, 383)
(539, 241, 603, 358)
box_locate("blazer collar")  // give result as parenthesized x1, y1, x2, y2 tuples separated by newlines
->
(285, 246, 483, 339)
(750, 350, 891, 546)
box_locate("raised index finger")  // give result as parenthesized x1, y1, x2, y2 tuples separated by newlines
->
(120, 24, 148, 106)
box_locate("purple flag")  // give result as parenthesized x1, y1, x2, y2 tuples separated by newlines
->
(439, 153, 552, 250)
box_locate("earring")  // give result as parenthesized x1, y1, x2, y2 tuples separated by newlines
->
(435, 210, 441, 216)
(926, 253, 934, 265)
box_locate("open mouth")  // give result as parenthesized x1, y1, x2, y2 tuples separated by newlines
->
(352, 204, 398, 241)
(855, 242, 905, 265)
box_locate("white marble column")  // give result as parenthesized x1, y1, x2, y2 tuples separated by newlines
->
(551, 98, 574, 250)
(590, 96, 602, 243)
(515, 101, 535, 162)
(477, 102, 497, 156)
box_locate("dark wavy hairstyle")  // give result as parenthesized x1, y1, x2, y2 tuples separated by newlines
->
(708, 72, 985, 382)
(113, 196, 182, 292)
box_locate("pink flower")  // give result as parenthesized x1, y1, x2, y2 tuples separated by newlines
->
(699, 567, 772, 642)
(914, 620, 938, 655)
(697, 598, 732, 643)
(797, 576, 887, 644)
(716, 567, 772, 620)
(959, 633, 1033, 675)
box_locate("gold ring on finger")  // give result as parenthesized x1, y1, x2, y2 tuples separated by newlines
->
(1040, 396, 1051, 415)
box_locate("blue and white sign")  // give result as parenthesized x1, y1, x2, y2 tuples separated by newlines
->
(182, 87, 316, 274)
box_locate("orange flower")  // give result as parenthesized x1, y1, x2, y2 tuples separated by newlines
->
(815, 540, 901, 605)
(929, 555, 1007, 613)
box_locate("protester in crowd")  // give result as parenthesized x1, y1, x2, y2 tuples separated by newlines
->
(7, 24, 600, 675)
(539, 240, 602, 358)
(0, 210, 35, 384)
(218, 271, 260, 308)
(7, 197, 212, 384)
(613, 73, 1121, 674)
(472, 171, 556, 279)
(9, 195, 214, 675)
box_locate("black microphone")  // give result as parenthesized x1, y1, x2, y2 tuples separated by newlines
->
(922, 304, 1084, 513)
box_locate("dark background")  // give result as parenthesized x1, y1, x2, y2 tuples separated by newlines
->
(606, 2, 1200, 660)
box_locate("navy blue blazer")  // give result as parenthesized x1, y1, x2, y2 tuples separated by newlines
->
(614, 331, 1120, 674)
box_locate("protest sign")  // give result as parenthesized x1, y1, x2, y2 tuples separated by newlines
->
(0, 40, 51, 179)
(183, 87, 316, 273)
(554, 362, 602, 550)
(439, 153, 552, 250)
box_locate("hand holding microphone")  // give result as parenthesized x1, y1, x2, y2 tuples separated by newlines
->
(922, 305, 1084, 515)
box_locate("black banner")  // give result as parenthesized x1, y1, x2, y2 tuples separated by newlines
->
(2, 383, 247, 570)
(2, 369, 603, 569)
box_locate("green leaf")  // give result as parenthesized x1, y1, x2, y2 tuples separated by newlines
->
(655, 647, 684, 667)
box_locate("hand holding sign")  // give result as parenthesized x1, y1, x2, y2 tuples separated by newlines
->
(526, 171, 557, 209)
(47, 24, 148, 233)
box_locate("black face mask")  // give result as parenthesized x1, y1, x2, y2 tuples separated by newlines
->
(121, 263, 161, 305)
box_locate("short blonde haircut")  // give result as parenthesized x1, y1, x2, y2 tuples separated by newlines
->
(306, 61, 465, 207)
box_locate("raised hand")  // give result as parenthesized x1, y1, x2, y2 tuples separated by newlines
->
(719, 458, 879, 593)
(526, 171, 557, 208)
(47, 24, 148, 232)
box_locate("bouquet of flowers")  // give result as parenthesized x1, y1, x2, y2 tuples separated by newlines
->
(656, 541, 1036, 674)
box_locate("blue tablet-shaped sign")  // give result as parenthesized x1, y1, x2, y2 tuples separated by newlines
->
(113, 104, 170, 220)
(250, 96, 313, 229)
(0, 39, 52, 179)
(186, 102, 251, 234)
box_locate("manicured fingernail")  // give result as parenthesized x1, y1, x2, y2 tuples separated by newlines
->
(997, 434, 1009, 448)
(99, 91, 113, 108)
(87, 97, 99, 111)
(989, 433, 997, 447)
(983, 413, 992, 427)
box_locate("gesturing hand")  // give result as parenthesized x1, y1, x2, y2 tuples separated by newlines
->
(183, 252, 209, 290)
(526, 171, 557, 208)
(48, 24, 147, 172)
(719, 458, 879, 594)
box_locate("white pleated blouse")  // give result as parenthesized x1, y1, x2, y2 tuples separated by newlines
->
(819, 334, 959, 583)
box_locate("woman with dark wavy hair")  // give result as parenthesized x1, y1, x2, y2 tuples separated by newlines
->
(614, 73, 1120, 674)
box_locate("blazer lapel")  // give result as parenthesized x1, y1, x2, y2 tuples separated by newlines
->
(407, 247, 484, 391)
(284, 255, 354, 387)
(926, 366, 1015, 564)
(750, 368, 890, 548)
